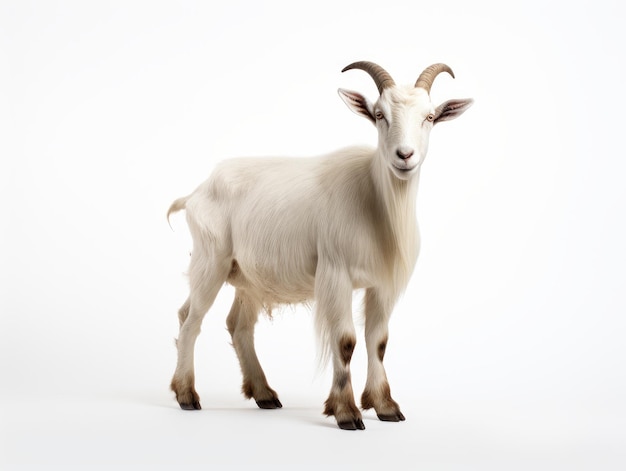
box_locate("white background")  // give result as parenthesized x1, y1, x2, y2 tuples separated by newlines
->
(1, 0, 625, 469)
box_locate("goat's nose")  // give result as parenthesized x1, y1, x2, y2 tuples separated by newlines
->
(396, 148, 414, 160)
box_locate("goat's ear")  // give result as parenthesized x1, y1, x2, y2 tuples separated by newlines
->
(433, 98, 474, 124)
(338, 88, 375, 124)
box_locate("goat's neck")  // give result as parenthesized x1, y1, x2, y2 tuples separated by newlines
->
(370, 152, 420, 295)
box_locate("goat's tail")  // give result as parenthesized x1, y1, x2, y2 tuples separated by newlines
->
(167, 196, 188, 228)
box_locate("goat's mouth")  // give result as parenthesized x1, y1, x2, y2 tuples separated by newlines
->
(392, 164, 418, 177)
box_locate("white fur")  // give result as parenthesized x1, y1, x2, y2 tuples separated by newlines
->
(168, 66, 473, 429)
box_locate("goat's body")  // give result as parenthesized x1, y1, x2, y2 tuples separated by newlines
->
(169, 61, 472, 430)
(172, 146, 419, 309)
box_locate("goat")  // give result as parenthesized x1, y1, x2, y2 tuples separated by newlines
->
(168, 61, 473, 430)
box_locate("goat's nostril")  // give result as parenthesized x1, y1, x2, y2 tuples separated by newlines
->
(396, 149, 414, 160)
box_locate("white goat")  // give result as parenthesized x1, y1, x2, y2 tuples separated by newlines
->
(168, 61, 473, 430)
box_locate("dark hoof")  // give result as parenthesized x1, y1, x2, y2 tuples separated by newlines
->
(338, 418, 366, 430)
(256, 398, 283, 409)
(377, 411, 405, 422)
(179, 400, 201, 410)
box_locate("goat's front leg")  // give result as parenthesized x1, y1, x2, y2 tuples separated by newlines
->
(316, 265, 364, 430)
(361, 288, 405, 422)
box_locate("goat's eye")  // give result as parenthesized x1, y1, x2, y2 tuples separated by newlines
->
(375, 111, 384, 120)
(426, 114, 435, 122)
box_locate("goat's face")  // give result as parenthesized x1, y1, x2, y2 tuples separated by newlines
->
(339, 62, 473, 181)
(374, 87, 435, 180)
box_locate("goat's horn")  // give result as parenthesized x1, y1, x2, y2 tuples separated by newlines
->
(342, 61, 395, 94)
(415, 63, 455, 94)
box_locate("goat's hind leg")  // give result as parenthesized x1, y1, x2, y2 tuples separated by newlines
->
(227, 290, 282, 409)
(171, 253, 230, 411)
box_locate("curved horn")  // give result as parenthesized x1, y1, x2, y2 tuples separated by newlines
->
(415, 63, 455, 94)
(342, 61, 395, 94)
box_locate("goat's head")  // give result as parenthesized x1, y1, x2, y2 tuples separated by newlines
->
(339, 61, 473, 180)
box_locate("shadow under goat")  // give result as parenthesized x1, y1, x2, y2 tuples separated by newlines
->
(168, 61, 473, 430)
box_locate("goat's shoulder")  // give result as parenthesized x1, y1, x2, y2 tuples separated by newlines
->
(315, 146, 376, 202)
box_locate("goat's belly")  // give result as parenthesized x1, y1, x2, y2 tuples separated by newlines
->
(226, 258, 316, 305)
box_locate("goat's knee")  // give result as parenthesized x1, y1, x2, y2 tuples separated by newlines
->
(177, 297, 191, 327)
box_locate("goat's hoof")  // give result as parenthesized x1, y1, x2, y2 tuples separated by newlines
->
(171, 377, 201, 410)
(377, 411, 405, 422)
(338, 417, 366, 430)
(179, 400, 201, 410)
(175, 389, 201, 410)
(256, 398, 283, 409)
